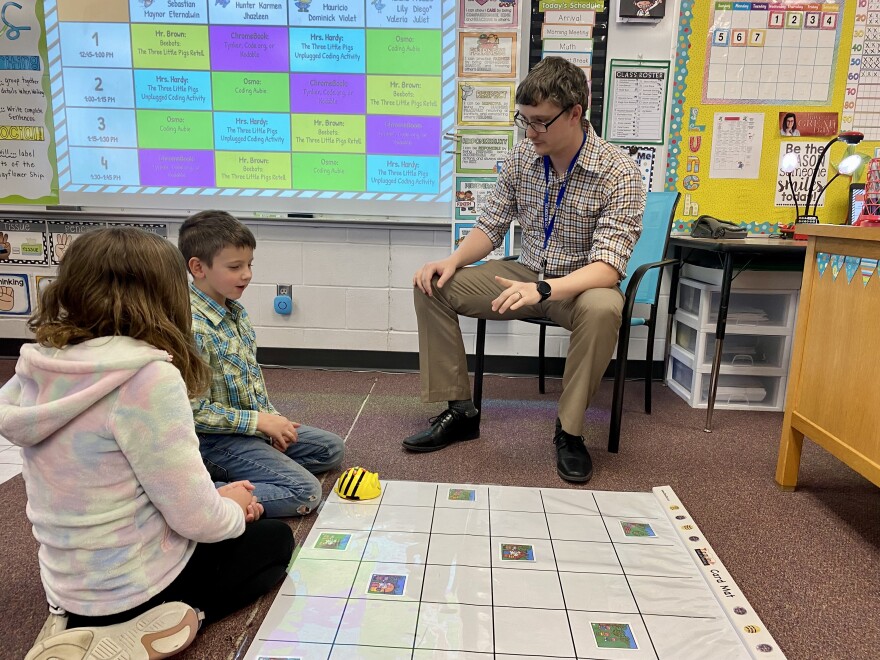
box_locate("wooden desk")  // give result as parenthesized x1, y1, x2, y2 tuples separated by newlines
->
(776, 225, 880, 490)
(667, 236, 807, 432)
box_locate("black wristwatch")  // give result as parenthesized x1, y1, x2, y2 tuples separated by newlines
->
(536, 280, 551, 302)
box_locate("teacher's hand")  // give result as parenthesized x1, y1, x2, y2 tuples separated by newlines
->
(413, 257, 458, 296)
(491, 276, 540, 314)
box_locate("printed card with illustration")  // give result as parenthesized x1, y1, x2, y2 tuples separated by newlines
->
(448, 488, 476, 501)
(0, 221, 49, 265)
(314, 532, 351, 551)
(621, 521, 657, 537)
(367, 574, 407, 596)
(500, 543, 535, 561)
(591, 622, 639, 650)
(0, 273, 32, 316)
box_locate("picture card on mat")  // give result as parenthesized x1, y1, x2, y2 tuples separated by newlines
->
(620, 521, 657, 537)
(448, 488, 476, 501)
(314, 532, 351, 550)
(367, 574, 407, 596)
(591, 622, 639, 650)
(500, 543, 535, 561)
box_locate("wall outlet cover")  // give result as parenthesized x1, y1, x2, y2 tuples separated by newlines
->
(273, 295, 293, 315)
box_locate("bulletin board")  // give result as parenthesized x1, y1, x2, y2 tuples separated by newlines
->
(665, 0, 880, 233)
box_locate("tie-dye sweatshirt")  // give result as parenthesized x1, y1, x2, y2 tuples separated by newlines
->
(0, 336, 245, 616)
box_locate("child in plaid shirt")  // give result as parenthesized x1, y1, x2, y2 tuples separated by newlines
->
(179, 210, 345, 518)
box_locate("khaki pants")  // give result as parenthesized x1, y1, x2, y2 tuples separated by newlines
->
(414, 259, 623, 436)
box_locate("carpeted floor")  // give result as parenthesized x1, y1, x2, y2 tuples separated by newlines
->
(1, 361, 878, 659)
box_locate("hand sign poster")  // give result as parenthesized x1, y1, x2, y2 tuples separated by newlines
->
(48, 221, 104, 266)
(0, 220, 49, 265)
(0, 274, 31, 316)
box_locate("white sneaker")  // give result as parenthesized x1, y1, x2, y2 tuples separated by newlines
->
(33, 607, 69, 646)
(24, 601, 200, 660)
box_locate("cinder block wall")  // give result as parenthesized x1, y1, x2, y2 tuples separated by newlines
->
(0, 221, 668, 362)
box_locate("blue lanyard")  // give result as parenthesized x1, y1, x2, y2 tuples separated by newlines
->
(542, 131, 587, 250)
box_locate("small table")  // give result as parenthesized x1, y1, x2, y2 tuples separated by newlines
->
(667, 236, 807, 432)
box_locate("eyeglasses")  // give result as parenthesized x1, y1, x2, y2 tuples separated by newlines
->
(513, 107, 570, 133)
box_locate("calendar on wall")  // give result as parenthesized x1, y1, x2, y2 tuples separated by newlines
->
(842, 0, 880, 140)
(704, 1, 843, 105)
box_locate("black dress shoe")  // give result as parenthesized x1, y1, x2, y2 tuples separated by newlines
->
(402, 408, 480, 453)
(554, 429, 593, 483)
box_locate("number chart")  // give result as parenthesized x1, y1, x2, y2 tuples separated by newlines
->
(704, 2, 842, 104)
(46, 0, 456, 214)
(842, 0, 880, 139)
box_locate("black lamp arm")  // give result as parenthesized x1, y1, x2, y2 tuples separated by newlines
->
(803, 137, 838, 217)
(811, 172, 841, 214)
(787, 172, 800, 218)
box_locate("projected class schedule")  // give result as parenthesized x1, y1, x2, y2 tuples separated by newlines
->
(53, 0, 446, 194)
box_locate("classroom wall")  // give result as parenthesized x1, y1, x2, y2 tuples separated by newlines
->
(0, 215, 666, 362)
(0, 1, 683, 364)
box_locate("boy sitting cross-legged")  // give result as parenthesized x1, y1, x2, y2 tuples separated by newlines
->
(179, 210, 344, 518)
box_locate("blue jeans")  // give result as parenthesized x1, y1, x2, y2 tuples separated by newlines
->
(198, 426, 345, 518)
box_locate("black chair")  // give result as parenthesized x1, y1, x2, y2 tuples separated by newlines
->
(473, 191, 681, 453)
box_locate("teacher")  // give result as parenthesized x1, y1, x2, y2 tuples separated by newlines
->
(403, 57, 646, 483)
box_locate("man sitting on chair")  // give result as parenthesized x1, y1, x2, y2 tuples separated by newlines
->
(404, 57, 645, 483)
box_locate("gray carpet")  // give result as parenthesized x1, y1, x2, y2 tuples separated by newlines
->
(1, 361, 878, 660)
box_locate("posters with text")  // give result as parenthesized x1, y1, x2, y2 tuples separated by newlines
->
(455, 129, 514, 174)
(48, 221, 105, 266)
(775, 141, 829, 209)
(455, 129, 513, 174)
(459, 0, 519, 28)
(709, 113, 764, 180)
(458, 81, 515, 126)
(0, 0, 57, 204)
(455, 176, 497, 219)
(0, 273, 31, 315)
(453, 221, 511, 264)
(605, 60, 669, 145)
(0, 219, 48, 265)
(458, 32, 517, 78)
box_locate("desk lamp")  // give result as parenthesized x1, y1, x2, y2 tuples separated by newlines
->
(801, 131, 865, 223)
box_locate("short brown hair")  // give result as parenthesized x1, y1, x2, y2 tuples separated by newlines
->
(29, 227, 211, 397)
(515, 56, 590, 115)
(178, 210, 256, 272)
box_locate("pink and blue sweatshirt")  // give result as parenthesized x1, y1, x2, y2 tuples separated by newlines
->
(0, 336, 245, 616)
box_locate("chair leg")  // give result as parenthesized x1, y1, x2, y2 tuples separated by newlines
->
(474, 319, 487, 412)
(538, 324, 546, 394)
(645, 305, 658, 415)
(609, 321, 633, 454)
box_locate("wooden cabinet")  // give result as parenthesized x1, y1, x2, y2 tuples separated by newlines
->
(776, 225, 880, 490)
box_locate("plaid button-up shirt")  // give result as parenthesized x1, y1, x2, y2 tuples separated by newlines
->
(189, 283, 277, 436)
(475, 126, 645, 279)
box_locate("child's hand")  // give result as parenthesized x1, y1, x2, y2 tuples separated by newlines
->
(218, 483, 254, 517)
(245, 498, 264, 523)
(218, 482, 263, 521)
(223, 480, 255, 492)
(257, 412, 300, 452)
